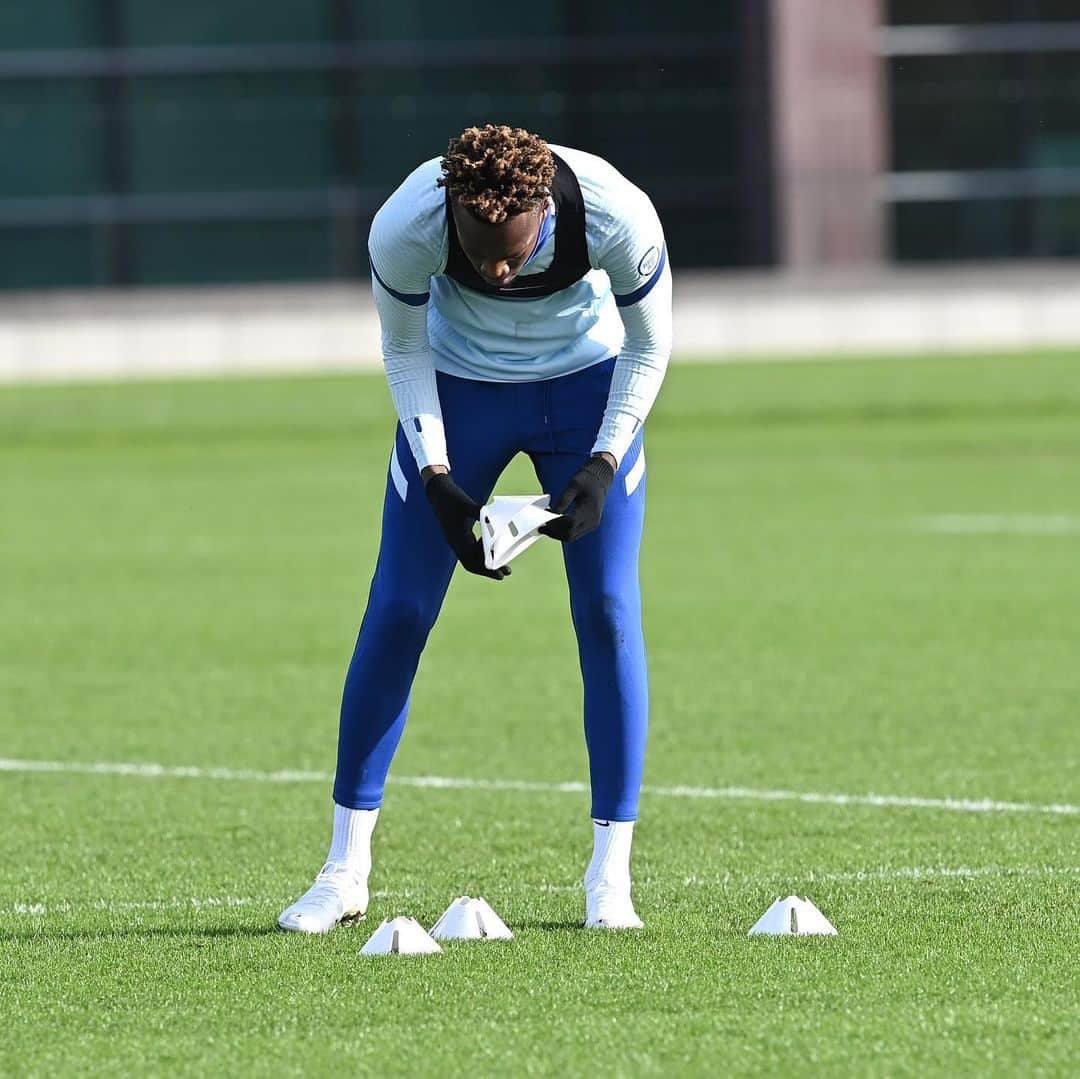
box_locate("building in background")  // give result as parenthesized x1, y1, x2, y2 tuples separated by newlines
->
(0, 1, 1078, 291)
(886, 0, 1080, 262)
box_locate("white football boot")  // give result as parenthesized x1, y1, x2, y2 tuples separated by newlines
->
(585, 881, 644, 930)
(277, 860, 369, 934)
(584, 818, 643, 929)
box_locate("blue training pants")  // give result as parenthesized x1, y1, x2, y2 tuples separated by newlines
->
(332, 357, 648, 821)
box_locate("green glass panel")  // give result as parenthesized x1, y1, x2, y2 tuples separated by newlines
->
(0, 1, 101, 50)
(356, 78, 740, 270)
(355, 86, 572, 189)
(890, 55, 1025, 171)
(889, 1, 1016, 24)
(1030, 54, 1080, 165)
(896, 197, 1080, 261)
(123, 1, 332, 47)
(1, 8, 757, 284)
(350, 1, 558, 41)
(0, 226, 98, 289)
(131, 219, 332, 285)
(128, 75, 333, 193)
(1033, 197, 1080, 255)
(1032, 0, 1080, 18)
(893, 200, 1024, 260)
(1033, 136, 1080, 167)
(661, 203, 742, 269)
(354, 58, 737, 189)
(576, 0, 737, 35)
(0, 80, 103, 198)
(891, 0, 1080, 21)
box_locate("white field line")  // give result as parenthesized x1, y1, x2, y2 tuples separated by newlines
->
(538, 864, 1080, 893)
(3, 866, 1076, 918)
(674, 864, 1080, 888)
(914, 514, 1080, 535)
(0, 756, 1076, 817)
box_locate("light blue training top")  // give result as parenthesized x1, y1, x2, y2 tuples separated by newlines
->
(367, 144, 673, 468)
(368, 145, 669, 382)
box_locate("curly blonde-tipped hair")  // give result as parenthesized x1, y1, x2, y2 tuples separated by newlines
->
(438, 124, 555, 224)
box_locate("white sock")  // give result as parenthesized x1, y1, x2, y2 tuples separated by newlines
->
(585, 819, 635, 892)
(326, 804, 379, 875)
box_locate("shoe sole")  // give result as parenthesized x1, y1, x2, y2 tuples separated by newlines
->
(276, 908, 367, 934)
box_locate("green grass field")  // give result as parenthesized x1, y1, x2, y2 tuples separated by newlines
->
(1, 352, 1078, 1076)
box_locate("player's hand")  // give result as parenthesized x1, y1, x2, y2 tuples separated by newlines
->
(539, 455, 616, 543)
(423, 472, 510, 580)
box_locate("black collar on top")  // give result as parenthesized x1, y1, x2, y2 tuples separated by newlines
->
(442, 151, 591, 300)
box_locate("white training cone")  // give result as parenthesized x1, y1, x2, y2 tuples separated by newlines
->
(748, 896, 838, 937)
(431, 896, 514, 941)
(359, 916, 443, 956)
(480, 495, 559, 571)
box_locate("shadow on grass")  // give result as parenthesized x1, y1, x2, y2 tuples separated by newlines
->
(2, 919, 596, 941)
(0, 924, 283, 943)
(513, 918, 584, 932)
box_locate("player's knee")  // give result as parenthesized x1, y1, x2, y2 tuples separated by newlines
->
(369, 593, 438, 651)
(572, 589, 632, 652)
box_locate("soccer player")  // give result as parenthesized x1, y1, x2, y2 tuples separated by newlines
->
(279, 124, 671, 933)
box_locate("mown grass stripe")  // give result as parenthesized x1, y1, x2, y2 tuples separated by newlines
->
(4, 866, 1076, 919)
(1, 757, 1075, 816)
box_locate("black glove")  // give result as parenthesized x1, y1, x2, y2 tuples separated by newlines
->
(539, 456, 616, 543)
(424, 472, 510, 581)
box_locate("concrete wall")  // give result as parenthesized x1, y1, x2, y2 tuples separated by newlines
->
(672, 266, 1080, 358)
(2, 266, 1078, 384)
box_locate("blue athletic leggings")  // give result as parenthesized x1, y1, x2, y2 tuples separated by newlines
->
(333, 358, 648, 821)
